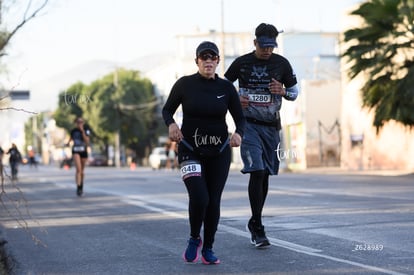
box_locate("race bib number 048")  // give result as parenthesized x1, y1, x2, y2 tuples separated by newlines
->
(180, 160, 202, 180)
(248, 94, 271, 103)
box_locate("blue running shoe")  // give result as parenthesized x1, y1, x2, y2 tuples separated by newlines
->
(183, 237, 202, 263)
(201, 248, 220, 265)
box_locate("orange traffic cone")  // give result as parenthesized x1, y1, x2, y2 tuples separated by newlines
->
(64, 164, 69, 170)
(130, 162, 136, 171)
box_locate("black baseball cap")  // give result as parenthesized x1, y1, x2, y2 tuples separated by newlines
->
(256, 36, 278, 48)
(255, 23, 283, 48)
(196, 41, 219, 57)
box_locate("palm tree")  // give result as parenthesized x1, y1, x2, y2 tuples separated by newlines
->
(342, 0, 414, 131)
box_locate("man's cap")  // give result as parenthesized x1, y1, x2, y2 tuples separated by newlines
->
(256, 36, 278, 48)
(196, 41, 219, 56)
(255, 23, 284, 48)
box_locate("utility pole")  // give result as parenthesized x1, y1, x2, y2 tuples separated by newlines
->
(113, 70, 121, 168)
(32, 115, 37, 152)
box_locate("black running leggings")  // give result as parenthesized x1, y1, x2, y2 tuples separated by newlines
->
(179, 145, 231, 249)
(248, 170, 270, 226)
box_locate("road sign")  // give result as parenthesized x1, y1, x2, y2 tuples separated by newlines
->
(9, 90, 30, 100)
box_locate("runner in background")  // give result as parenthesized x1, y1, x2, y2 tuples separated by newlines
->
(66, 117, 90, 196)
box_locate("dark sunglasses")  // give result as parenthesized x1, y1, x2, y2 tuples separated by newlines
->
(198, 53, 219, 61)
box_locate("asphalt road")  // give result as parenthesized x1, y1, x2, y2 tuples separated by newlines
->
(0, 165, 413, 275)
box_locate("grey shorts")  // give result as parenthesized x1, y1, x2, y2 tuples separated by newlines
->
(240, 122, 280, 175)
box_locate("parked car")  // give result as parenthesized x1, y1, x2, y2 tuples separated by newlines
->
(88, 154, 108, 166)
(148, 147, 167, 170)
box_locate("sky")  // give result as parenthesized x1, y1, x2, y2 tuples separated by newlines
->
(1, 0, 362, 90)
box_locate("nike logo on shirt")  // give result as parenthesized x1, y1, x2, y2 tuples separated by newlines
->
(217, 95, 225, 98)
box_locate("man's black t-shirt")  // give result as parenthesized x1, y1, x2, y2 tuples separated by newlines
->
(225, 51, 297, 123)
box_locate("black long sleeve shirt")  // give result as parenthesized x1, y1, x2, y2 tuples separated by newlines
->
(162, 72, 245, 151)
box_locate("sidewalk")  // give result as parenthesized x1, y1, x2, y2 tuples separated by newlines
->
(284, 166, 414, 176)
(230, 159, 413, 176)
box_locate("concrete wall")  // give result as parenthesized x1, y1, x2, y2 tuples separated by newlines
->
(340, 74, 414, 171)
(303, 79, 341, 167)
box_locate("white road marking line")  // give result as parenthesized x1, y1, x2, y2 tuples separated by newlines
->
(123, 195, 408, 275)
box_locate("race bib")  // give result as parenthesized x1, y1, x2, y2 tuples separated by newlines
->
(73, 145, 86, 152)
(180, 160, 202, 180)
(248, 93, 272, 104)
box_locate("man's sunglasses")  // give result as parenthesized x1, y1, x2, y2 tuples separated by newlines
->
(198, 53, 219, 61)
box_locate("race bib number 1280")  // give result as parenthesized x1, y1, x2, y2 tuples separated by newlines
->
(180, 160, 202, 180)
(248, 94, 271, 104)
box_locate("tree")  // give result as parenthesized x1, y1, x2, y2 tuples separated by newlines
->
(53, 69, 161, 163)
(54, 82, 86, 131)
(87, 69, 160, 161)
(342, 0, 414, 131)
(0, 0, 49, 102)
(0, 0, 49, 57)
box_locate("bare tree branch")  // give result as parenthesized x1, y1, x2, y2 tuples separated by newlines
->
(23, 0, 34, 19)
(0, 94, 8, 101)
(0, 0, 49, 55)
(0, 107, 37, 114)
